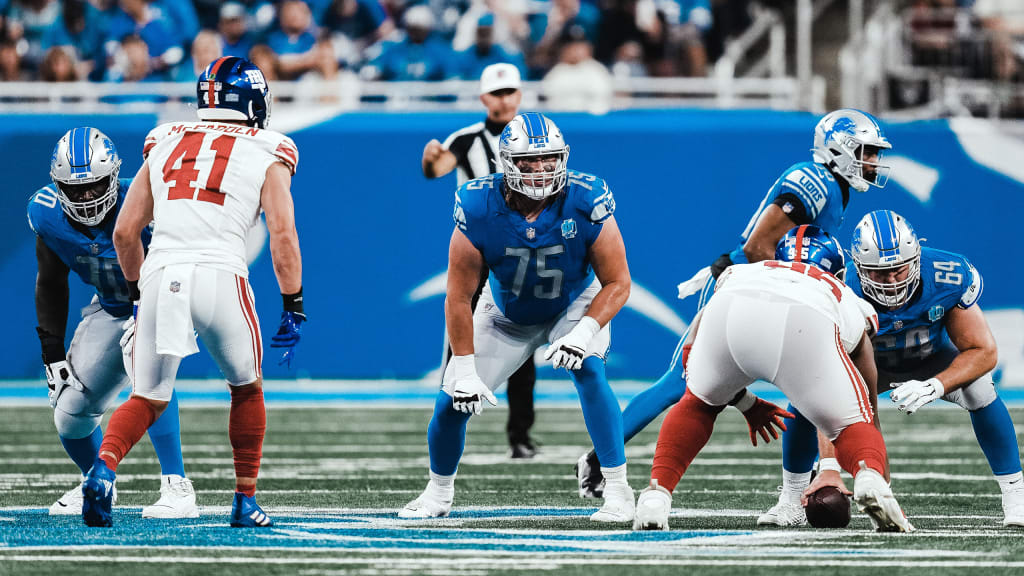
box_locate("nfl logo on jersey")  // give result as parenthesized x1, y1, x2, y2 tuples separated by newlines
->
(526, 228, 536, 240)
(561, 219, 577, 239)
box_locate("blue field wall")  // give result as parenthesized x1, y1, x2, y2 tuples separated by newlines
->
(2, 110, 1021, 384)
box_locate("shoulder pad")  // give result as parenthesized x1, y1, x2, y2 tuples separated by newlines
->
(273, 135, 299, 175)
(854, 294, 879, 336)
(454, 174, 497, 230)
(27, 185, 61, 235)
(959, 263, 983, 308)
(143, 123, 172, 159)
(778, 162, 831, 221)
(567, 170, 615, 223)
(922, 248, 981, 308)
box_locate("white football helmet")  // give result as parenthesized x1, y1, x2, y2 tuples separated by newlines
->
(812, 109, 892, 192)
(50, 127, 121, 226)
(499, 112, 569, 200)
(851, 210, 921, 308)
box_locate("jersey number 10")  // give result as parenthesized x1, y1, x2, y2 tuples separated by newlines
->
(162, 131, 235, 206)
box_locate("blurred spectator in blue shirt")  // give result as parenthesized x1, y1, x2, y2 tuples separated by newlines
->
(105, 33, 165, 82)
(362, 5, 455, 81)
(4, 0, 62, 70)
(457, 13, 525, 80)
(323, 0, 393, 63)
(217, 2, 253, 58)
(41, 0, 105, 80)
(152, 0, 198, 49)
(267, 0, 319, 79)
(104, 0, 184, 77)
(529, 0, 601, 76)
(666, 0, 711, 76)
(174, 28, 221, 82)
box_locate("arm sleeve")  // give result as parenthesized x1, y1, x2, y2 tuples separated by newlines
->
(777, 166, 828, 222)
(34, 237, 70, 364)
(274, 136, 299, 175)
(771, 193, 811, 225)
(958, 263, 983, 308)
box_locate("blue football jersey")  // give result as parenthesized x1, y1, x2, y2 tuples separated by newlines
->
(846, 247, 983, 372)
(27, 178, 150, 317)
(454, 170, 615, 325)
(729, 161, 846, 264)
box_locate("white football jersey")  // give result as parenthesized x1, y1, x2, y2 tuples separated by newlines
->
(140, 121, 298, 279)
(715, 261, 877, 352)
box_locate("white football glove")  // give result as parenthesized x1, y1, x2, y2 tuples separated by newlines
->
(448, 355, 497, 415)
(120, 315, 135, 382)
(890, 378, 944, 415)
(44, 360, 84, 408)
(544, 316, 601, 372)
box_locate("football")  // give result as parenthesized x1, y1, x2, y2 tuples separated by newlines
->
(804, 486, 852, 528)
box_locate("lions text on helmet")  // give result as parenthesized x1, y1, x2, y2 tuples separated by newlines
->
(197, 56, 272, 129)
(812, 108, 892, 192)
(499, 112, 570, 200)
(851, 210, 921, 308)
(50, 127, 122, 226)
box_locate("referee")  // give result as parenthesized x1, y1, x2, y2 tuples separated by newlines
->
(421, 62, 539, 459)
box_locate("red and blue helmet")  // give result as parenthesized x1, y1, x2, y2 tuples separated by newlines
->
(775, 225, 847, 279)
(196, 57, 272, 129)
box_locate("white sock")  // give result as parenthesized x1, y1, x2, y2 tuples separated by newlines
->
(602, 463, 627, 483)
(429, 471, 456, 492)
(782, 470, 812, 502)
(996, 471, 1024, 495)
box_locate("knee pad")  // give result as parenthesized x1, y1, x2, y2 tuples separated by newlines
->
(54, 407, 101, 439)
(946, 376, 997, 411)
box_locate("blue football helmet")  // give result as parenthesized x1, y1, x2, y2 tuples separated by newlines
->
(851, 210, 921, 308)
(499, 112, 569, 200)
(49, 127, 121, 226)
(196, 57, 272, 129)
(811, 108, 892, 192)
(775, 225, 846, 279)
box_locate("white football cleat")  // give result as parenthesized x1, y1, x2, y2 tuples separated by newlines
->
(853, 462, 914, 532)
(574, 451, 604, 499)
(757, 489, 806, 527)
(142, 475, 199, 519)
(399, 481, 453, 519)
(633, 480, 671, 531)
(50, 478, 117, 515)
(1001, 484, 1024, 527)
(591, 479, 635, 523)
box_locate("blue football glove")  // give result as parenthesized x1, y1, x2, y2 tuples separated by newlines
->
(270, 311, 305, 367)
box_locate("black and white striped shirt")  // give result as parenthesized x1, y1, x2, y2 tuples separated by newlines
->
(443, 118, 507, 186)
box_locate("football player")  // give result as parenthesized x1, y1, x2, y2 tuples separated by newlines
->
(767, 210, 1024, 527)
(29, 127, 196, 518)
(576, 109, 894, 500)
(80, 57, 304, 528)
(401, 112, 635, 522)
(634, 226, 912, 533)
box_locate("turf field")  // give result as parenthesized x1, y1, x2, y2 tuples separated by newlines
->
(1, 400, 1023, 575)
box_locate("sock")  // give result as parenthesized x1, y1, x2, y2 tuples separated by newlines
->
(620, 339, 687, 444)
(428, 470, 455, 500)
(229, 384, 266, 497)
(571, 357, 625, 468)
(60, 426, 103, 475)
(650, 390, 725, 492)
(997, 471, 1024, 495)
(782, 470, 812, 503)
(147, 389, 185, 477)
(602, 463, 627, 485)
(833, 421, 888, 477)
(427, 390, 471, 476)
(781, 404, 819, 474)
(970, 397, 1023, 476)
(98, 396, 159, 471)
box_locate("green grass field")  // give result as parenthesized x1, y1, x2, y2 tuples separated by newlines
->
(1, 403, 1023, 575)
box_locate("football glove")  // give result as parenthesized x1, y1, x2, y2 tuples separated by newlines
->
(733, 390, 794, 446)
(544, 316, 601, 372)
(270, 311, 305, 368)
(45, 360, 84, 408)
(449, 355, 497, 415)
(890, 378, 944, 415)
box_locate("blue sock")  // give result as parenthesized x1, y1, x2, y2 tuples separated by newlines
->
(427, 390, 472, 476)
(970, 397, 1022, 476)
(147, 390, 186, 477)
(782, 404, 818, 474)
(60, 426, 103, 475)
(620, 336, 687, 444)
(572, 357, 625, 468)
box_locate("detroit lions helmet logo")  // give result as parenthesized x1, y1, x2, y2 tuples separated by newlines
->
(824, 117, 857, 147)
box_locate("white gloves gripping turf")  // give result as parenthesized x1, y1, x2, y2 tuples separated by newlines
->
(449, 355, 497, 415)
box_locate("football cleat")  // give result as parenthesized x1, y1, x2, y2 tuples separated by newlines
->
(399, 481, 454, 519)
(82, 459, 116, 527)
(633, 480, 672, 531)
(230, 492, 274, 527)
(51, 478, 118, 516)
(853, 462, 914, 532)
(509, 441, 537, 460)
(1001, 484, 1024, 527)
(591, 479, 635, 523)
(142, 475, 199, 519)
(757, 488, 807, 527)
(574, 451, 605, 499)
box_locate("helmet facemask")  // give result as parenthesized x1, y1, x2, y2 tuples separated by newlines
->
(856, 257, 921, 308)
(54, 172, 120, 226)
(501, 149, 569, 200)
(851, 209, 922, 308)
(837, 142, 891, 192)
(49, 127, 122, 226)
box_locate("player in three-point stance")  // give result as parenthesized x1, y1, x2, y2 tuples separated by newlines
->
(81, 57, 305, 528)
(30, 128, 195, 518)
(401, 112, 636, 522)
(575, 108, 895, 502)
(634, 226, 913, 533)
(769, 210, 1024, 528)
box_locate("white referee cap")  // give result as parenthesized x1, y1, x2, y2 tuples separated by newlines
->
(480, 63, 521, 95)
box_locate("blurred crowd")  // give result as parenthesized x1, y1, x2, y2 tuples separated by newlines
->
(0, 0, 755, 86)
(907, 0, 1024, 82)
